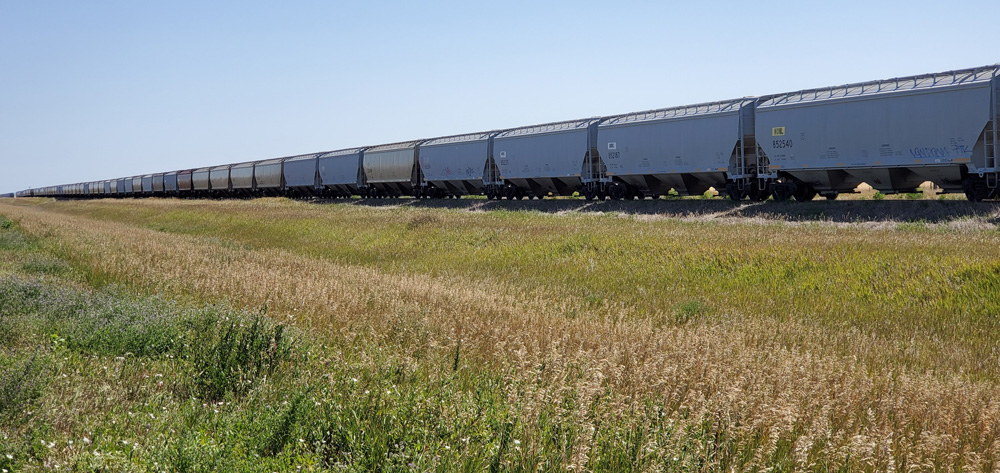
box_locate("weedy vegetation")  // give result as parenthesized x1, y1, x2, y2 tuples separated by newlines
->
(1, 197, 999, 471)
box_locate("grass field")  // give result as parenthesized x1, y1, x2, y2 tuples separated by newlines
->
(1, 196, 1000, 471)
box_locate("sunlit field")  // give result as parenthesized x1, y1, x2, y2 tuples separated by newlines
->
(2, 196, 999, 471)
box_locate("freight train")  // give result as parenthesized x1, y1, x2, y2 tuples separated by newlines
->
(14, 64, 1000, 202)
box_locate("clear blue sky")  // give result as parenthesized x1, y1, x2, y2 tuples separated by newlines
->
(2, 1, 997, 193)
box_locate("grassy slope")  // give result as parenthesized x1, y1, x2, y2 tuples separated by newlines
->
(1, 197, 1000, 471)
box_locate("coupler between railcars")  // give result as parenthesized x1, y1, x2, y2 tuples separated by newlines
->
(581, 181, 611, 201)
(726, 178, 775, 202)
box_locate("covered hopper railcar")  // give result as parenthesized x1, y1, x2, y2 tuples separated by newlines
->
(319, 148, 364, 198)
(752, 66, 1000, 202)
(492, 118, 601, 199)
(419, 131, 497, 198)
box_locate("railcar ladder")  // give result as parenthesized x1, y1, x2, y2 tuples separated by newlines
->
(989, 70, 999, 188)
(483, 155, 501, 186)
(987, 119, 999, 188)
(987, 121, 997, 168)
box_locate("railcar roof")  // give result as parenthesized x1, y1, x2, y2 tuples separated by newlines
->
(495, 118, 599, 139)
(758, 64, 999, 107)
(600, 98, 749, 126)
(365, 140, 423, 152)
(283, 152, 327, 162)
(318, 147, 365, 158)
(422, 131, 495, 146)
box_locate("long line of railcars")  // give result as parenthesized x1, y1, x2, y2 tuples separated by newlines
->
(14, 64, 1000, 202)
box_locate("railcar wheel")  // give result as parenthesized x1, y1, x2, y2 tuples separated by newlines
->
(584, 189, 595, 201)
(963, 180, 988, 202)
(793, 184, 816, 202)
(608, 182, 627, 200)
(726, 183, 745, 201)
(503, 184, 519, 200)
(771, 183, 793, 202)
(749, 186, 770, 202)
(823, 192, 839, 201)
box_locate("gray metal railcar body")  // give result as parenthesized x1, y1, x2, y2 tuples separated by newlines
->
(141, 175, 153, 194)
(362, 141, 422, 197)
(124, 178, 135, 194)
(597, 99, 753, 197)
(104, 181, 112, 194)
(209, 165, 232, 195)
(419, 132, 494, 196)
(254, 158, 285, 195)
(230, 162, 255, 194)
(177, 170, 194, 193)
(493, 118, 601, 197)
(283, 153, 322, 196)
(318, 148, 364, 197)
(192, 167, 212, 193)
(164, 172, 178, 193)
(152, 173, 165, 193)
(755, 65, 999, 199)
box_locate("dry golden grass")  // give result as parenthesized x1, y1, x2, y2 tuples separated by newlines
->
(3, 198, 1000, 470)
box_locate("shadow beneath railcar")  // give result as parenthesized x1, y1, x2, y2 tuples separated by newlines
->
(335, 197, 1000, 224)
(732, 200, 1000, 223)
(341, 197, 738, 217)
